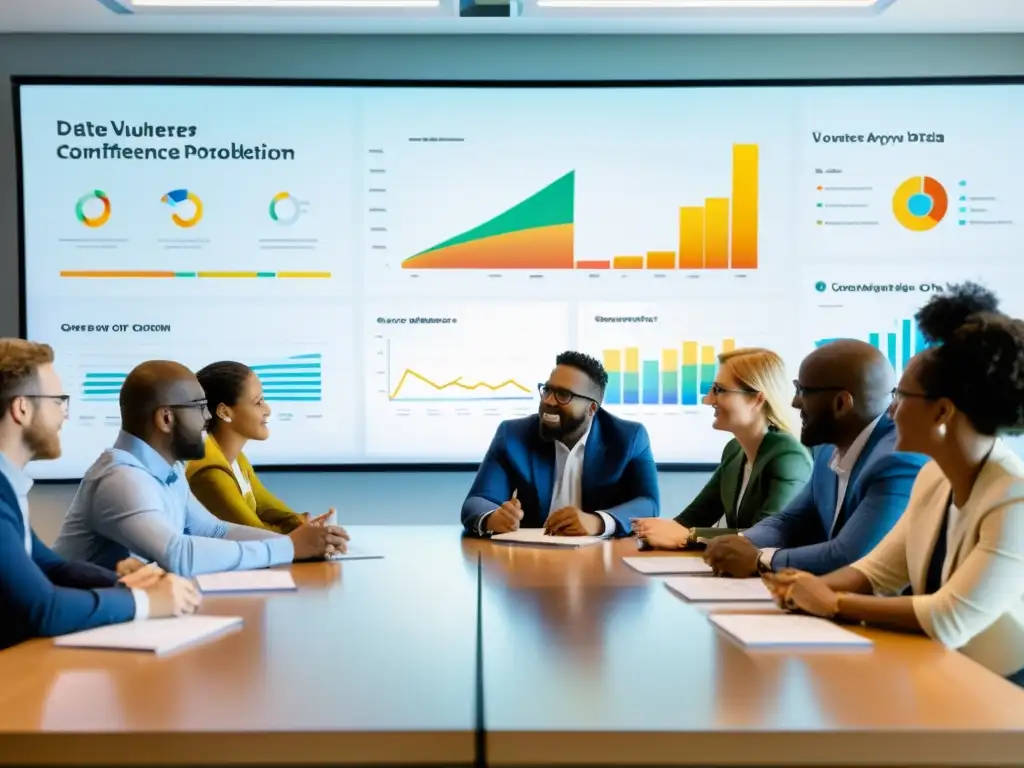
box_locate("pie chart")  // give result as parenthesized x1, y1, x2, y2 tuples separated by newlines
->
(892, 176, 948, 231)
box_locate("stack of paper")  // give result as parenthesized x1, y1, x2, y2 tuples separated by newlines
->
(195, 570, 297, 593)
(622, 556, 713, 575)
(327, 547, 384, 561)
(491, 529, 604, 548)
(665, 576, 773, 601)
(54, 616, 243, 655)
(710, 614, 874, 648)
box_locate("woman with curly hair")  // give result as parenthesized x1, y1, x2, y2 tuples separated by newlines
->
(765, 282, 1024, 686)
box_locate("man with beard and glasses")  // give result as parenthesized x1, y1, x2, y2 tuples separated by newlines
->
(702, 339, 928, 578)
(461, 350, 659, 538)
(0, 341, 201, 650)
(54, 360, 349, 577)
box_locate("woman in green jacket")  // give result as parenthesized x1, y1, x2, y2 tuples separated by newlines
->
(632, 347, 811, 550)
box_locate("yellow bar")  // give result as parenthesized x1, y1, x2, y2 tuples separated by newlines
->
(683, 341, 698, 366)
(705, 198, 730, 269)
(613, 256, 644, 270)
(722, 338, 736, 353)
(603, 350, 622, 373)
(662, 349, 678, 371)
(678, 207, 704, 269)
(625, 348, 640, 373)
(197, 271, 259, 278)
(701, 345, 716, 365)
(646, 251, 676, 270)
(731, 144, 759, 269)
(278, 271, 332, 278)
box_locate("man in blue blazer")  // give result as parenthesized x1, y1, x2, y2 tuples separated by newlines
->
(462, 351, 659, 538)
(0, 339, 199, 650)
(703, 339, 928, 577)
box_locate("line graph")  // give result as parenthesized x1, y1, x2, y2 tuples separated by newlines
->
(363, 302, 568, 459)
(388, 368, 532, 402)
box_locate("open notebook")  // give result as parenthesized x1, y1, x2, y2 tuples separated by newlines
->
(710, 614, 874, 648)
(491, 529, 604, 548)
(54, 616, 243, 655)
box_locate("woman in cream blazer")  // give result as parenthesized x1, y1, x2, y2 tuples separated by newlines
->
(766, 283, 1024, 686)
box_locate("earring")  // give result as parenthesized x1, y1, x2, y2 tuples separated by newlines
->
(222, 416, 232, 423)
(937, 423, 946, 438)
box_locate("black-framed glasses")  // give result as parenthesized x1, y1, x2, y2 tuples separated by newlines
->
(891, 387, 931, 403)
(537, 383, 598, 405)
(708, 383, 758, 396)
(159, 399, 211, 417)
(793, 381, 847, 397)
(19, 394, 70, 414)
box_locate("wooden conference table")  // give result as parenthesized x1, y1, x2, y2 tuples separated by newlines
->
(1, 525, 1023, 767)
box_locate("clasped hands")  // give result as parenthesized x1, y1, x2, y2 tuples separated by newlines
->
(762, 569, 841, 619)
(486, 496, 603, 536)
(114, 557, 203, 617)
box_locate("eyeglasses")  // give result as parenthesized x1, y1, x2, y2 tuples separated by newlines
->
(159, 399, 211, 418)
(793, 381, 847, 397)
(19, 394, 70, 414)
(891, 387, 931, 403)
(709, 383, 757, 396)
(537, 383, 598, 405)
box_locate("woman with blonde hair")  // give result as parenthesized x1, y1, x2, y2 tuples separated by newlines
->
(632, 347, 811, 550)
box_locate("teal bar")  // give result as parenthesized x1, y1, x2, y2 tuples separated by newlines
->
(681, 365, 698, 405)
(642, 361, 659, 404)
(662, 372, 679, 405)
(623, 372, 640, 405)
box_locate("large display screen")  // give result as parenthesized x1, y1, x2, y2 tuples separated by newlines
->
(15, 78, 1024, 479)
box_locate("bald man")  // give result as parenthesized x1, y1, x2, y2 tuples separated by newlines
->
(703, 340, 928, 578)
(54, 361, 348, 577)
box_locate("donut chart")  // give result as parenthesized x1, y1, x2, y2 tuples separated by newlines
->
(892, 175, 948, 231)
(75, 190, 111, 228)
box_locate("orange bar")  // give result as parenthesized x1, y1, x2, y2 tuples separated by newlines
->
(576, 260, 611, 269)
(678, 207, 704, 269)
(705, 198, 730, 269)
(731, 144, 759, 269)
(646, 251, 676, 270)
(60, 270, 176, 278)
(613, 256, 644, 270)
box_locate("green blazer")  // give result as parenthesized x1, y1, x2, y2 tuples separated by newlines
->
(676, 429, 812, 542)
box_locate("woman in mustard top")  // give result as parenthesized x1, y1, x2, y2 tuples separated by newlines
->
(186, 361, 334, 533)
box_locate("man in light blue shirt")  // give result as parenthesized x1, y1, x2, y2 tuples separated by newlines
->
(54, 360, 347, 577)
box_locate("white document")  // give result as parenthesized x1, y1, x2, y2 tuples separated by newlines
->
(622, 556, 713, 575)
(710, 614, 874, 648)
(328, 546, 384, 561)
(490, 529, 604, 548)
(195, 569, 297, 593)
(665, 576, 773, 601)
(54, 616, 243, 655)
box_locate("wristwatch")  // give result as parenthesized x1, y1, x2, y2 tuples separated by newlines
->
(756, 548, 777, 574)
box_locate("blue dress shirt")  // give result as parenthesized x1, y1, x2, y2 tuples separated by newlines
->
(53, 431, 294, 577)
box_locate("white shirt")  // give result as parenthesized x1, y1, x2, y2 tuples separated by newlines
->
(547, 429, 615, 537)
(0, 450, 149, 620)
(827, 414, 882, 535)
(231, 460, 255, 503)
(718, 461, 752, 528)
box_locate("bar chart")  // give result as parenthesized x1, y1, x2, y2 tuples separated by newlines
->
(603, 338, 736, 406)
(597, 144, 759, 272)
(815, 319, 931, 376)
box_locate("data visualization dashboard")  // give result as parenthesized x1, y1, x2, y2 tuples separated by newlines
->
(16, 79, 1024, 477)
